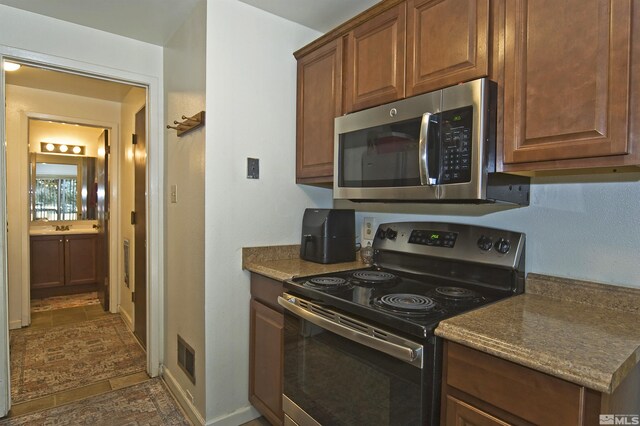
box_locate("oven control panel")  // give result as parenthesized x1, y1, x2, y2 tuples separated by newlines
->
(373, 222, 525, 269)
(408, 230, 458, 248)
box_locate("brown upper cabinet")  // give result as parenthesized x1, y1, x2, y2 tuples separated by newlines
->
(406, 0, 489, 97)
(295, 0, 639, 183)
(296, 38, 342, 183)
(500, 0, 638, 171)
(344, 3, 407, 113)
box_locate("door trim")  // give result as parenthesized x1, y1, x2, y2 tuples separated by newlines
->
(0, 45, 165, 415)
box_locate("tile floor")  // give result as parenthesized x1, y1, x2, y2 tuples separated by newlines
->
(6, 297, 153, 419)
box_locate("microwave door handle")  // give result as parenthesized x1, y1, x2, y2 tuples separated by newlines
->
(419, 112, 436, 186)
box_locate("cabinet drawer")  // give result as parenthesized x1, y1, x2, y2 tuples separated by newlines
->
(445, 342, 586, 425)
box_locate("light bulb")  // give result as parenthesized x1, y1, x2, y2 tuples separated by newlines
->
(59, 145, 68, 153)
(46, 143, 55, 152)
(72, 146, 81, 154)
(3, 62, 20, 72)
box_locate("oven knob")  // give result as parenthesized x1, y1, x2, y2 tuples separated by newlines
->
(376, 228, 386, 239)
(494, 238, 511, 254)
(386, 228, 398, 240)
(477, 235, 493, 251)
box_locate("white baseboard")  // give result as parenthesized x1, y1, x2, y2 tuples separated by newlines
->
(119, 307, 133, 331)
(205, 405, 261, 426)
(9, 319, 22, 330)
(162, 366, 205, 426)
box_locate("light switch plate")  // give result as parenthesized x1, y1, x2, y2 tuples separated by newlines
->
(247, 158, 259, 179)
(170, 184, 177, 203)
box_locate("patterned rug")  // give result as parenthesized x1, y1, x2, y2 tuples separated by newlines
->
(31, 292, 100, 312)
(0, 378, 191, 425)
(10, 315, 146, 403)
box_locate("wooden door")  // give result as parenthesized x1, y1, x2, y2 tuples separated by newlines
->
(344, 2, 407, 113)
(65, 234, 97, 286)
(502, 0, 632, 166)
(29, 236, 65, 289)
(296, 39, 343, 183)
(249, 299, 284, 425)
(133, 106, 147, 348)
(96, 130, 109, 310)
(406, 0, 489, 97)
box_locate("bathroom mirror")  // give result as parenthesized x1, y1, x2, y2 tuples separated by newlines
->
(30, 153, 97, 221)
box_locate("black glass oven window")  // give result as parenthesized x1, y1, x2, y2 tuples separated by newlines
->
(339, 118, 422, 187)
(284, 313, 424, 425)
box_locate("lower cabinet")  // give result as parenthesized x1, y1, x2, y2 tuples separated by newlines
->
(249, 274, 284, 425)
(441, 341, 635, 426)
(30, 234, 97, 291)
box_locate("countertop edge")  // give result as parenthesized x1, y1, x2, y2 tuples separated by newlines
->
(243, 262, 294, 282)
(435, 321, 617, 394)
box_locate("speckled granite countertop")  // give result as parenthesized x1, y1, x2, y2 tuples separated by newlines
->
(242, 245, 367, 281)
(435, 273, 640, 394)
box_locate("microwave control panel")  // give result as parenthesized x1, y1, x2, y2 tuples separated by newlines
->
(439, 106, 472, 184)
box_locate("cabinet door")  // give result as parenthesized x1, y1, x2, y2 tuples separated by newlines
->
(445, 395, 511, 426)
(65, 234, 97, 286)
(30, 236, 65, 289)
(502, 0, 632, 166)
(344, 3, 406, 113)
(249, 298, 284, 425)
(296, 39, 342, 183)
(407, 0, 489, 97)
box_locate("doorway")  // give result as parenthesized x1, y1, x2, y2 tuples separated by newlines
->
(2, 59, 152, 412)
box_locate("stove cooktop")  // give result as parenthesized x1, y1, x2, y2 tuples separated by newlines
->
(286, 266, 511, 339)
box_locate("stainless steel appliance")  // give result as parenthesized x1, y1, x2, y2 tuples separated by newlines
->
(280, 222, 525, 425)
(334, 78, 530, 205)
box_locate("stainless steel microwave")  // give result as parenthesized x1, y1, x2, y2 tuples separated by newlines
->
(333, 78, 529, 205)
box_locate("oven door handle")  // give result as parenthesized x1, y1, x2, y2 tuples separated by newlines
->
(278, 295, 423, 368)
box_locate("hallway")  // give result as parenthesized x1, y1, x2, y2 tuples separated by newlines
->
(1, 297, 190, 424)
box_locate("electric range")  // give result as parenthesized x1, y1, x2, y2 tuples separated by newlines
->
(280, 222, 525, 426)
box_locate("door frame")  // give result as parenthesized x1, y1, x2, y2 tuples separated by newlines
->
(0, 45, 165, 414)
(20, 113, 119, 327)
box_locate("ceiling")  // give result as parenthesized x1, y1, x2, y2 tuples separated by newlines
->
(5, 64, 137, 102)
(0, 0, 381, 45)
(237, 0, 380, 33)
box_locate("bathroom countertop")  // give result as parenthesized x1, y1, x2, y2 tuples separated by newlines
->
(242, 245, 367, 281)
(435, 273, 640, 394)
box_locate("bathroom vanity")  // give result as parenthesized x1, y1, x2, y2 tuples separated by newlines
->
(30, 230, 98, 297)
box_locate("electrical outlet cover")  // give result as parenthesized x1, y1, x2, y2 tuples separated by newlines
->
(362, 217, 376, 241)
(247, 158, 259, 179)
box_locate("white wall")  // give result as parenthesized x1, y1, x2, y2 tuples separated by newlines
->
(205, 0, 330, 423)
(119, 87, 146, 328)
(163, 0, 207, 422)
(342, 173, 640, 288)
(0, 5, 162, 80)
(5, 85, 121, 328)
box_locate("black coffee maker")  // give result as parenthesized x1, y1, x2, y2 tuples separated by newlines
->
(300, 209, 355, 264)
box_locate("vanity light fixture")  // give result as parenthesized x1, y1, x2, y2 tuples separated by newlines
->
(40, 142, 85, 156)
(3, 61, 21, 72)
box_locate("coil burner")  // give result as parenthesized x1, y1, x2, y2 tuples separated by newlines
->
(435, 287, 479, 300)
(352, 271, 398, 284)
(374, 293, 437, 316)
(304, 277, 351, 291)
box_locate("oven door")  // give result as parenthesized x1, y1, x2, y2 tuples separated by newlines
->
(278, 293, 440, 426)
